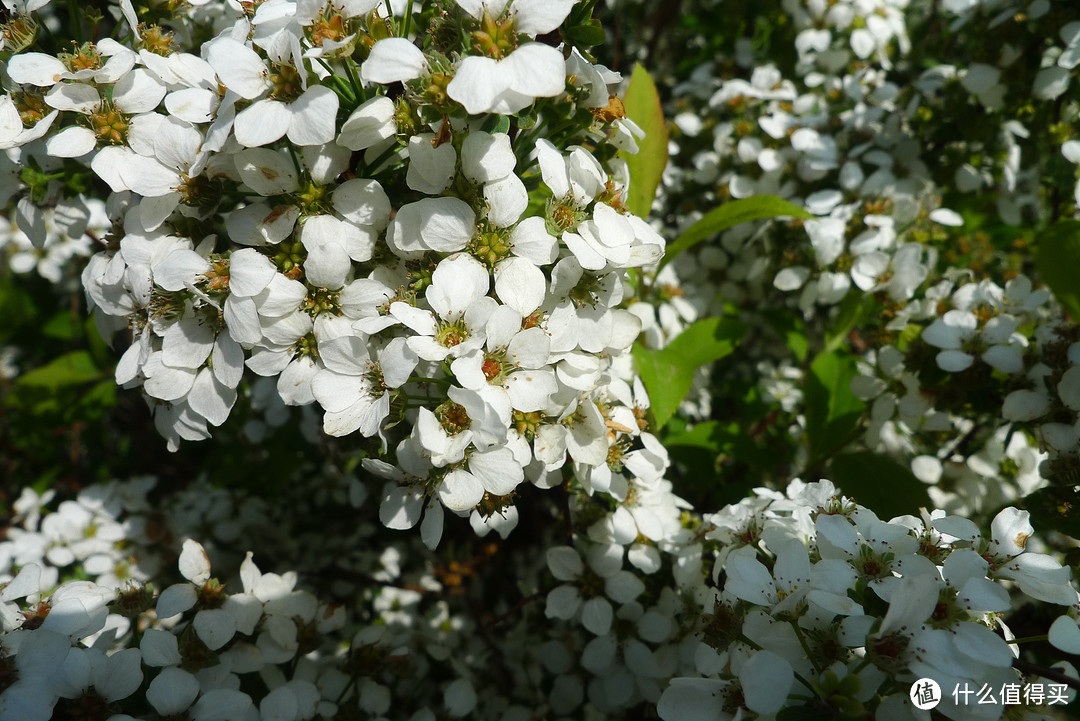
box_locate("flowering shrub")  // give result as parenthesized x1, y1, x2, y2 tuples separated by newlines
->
(2, 0, 1080, 719)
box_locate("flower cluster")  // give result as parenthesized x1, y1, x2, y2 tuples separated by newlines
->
(661, 482, 1080, 721)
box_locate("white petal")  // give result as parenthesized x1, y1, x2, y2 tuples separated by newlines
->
(45, 126, 97, 158)
(379, 486, 423, 529)
(337, 96, 396, 151)
(157, 583, 198, 619)
(165, 88, 219, 123)
(545, 584, 581, 619)
(447, 55, 505, 115)
(191, 689, 254, 721)
(546, 546, 583, 581)
(658, 679, 728, 721)
(361, 38, 427, 83)
(929, 208, 964, 226)
(189, 369, 237, 425)
(462, 131, 516, 183)
(234, 99, 291, 147)
(193, 608, 237, 650)
(94, 648, 143, 702)
(437, 469, 485, 512)
(505, 43, 566, 98)
(513, 0, 577, 35)
(581, 596, 613, 635)
(740, 650, 793, 715)
(8, 53, 68, 86)
(229, 248, 278, 296)
(936, 349, 975, 372)
(206, 38, 270, 99)
(236, 148, 299, 195)
(147, 667, 199, 715)
(1002, 389, 1051, 421)
(178, 538, 212, 584)
(287, 85, 339, 146)
(140, 628, 183, 667)
(45, 82, 100, 112)
(113, 68, 166, 113)
(468, 447, 522, 496)
(407, 133, 457, 194)
(494, 257, 545, 315)
(421, 501, 444, 550)
(774, 266, 810, 291)
(1059, 366, 1080, 411)
(301, 215, 352, 288)
(1050, 616, 1080, 655)
(484, 174, 528, 227)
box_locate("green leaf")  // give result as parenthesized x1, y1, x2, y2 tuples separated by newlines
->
(565, 20, 605, 49)
(480, 114, 512, 135)
(822, 290, 862, 354)
(618, 64, 667, 218)
(0, 276, 38, 344)
(13, 350, 102, 390)
(566, 0, 599, 26)
(1035, 220, 1080, 320)
(804, 351, 865, 459)
(664, 420, 722, 450)
(828, 452, 931, 520)
(659, 196, 811, 271)
(634, 318, 746, 429)
(43, 311, 78, 340)
(763, 310, 808, 362)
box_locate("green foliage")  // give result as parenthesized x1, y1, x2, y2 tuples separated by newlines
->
(659, 196, 811, 271)
(633, 317, 745, 429)
(1035, 220, 1080, 320)
(618, 64, 667, 218)
(762, 310, 808, 363)
(13, 350, 102, 390)
(828, 452, 931, 520)
(564, 0, 606, 53)
(804, 350, 865, 461)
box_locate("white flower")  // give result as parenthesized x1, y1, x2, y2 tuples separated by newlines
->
(337, 95, 397, 151)
(311, 336, 418, 437)
(448, 43, 566, 115)
(387, 197, 476, 257)
(436, 446, 523, 513)
(391, 254, 494, 362)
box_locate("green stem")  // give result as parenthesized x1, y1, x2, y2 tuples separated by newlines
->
(400, 0, 414, 37)
(344, 60, 365, 102)
(736, 634, 763, 651)
(384, 0, 396, 34)
(409, 376, 451, 386)
(789, 620, 823, 674)
(316, 59, 355, 103)
(404, 397, 444, 405)
(365, 142, 405, 177)
(68, 0, 84, 44)
(334, 675, 358, 705)
(287, 145, 305, 180)
(36, 17, 59, 49)
(1007, 634, 1049, 644)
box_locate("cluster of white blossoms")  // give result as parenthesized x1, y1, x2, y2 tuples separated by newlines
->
(0, 0, 675, 536)
(660, 481, 1080, 721)
(635, 0, 1080, 515)
(5, 472, 1080, 721)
